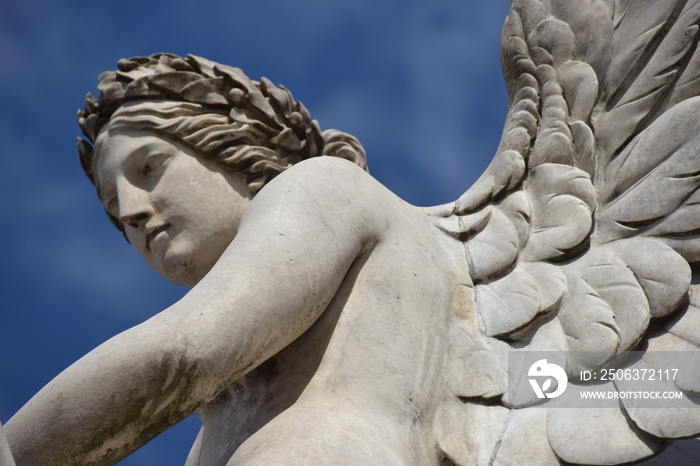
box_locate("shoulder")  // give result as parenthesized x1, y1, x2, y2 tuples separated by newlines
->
(255, 157, 400, 216)
(276, 156, 375, 193)
(241, 156, 419, 242)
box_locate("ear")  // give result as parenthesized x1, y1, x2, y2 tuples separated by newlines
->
(321, 129, 368, 172)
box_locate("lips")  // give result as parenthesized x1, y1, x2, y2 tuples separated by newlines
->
(145, 223, 170, 250)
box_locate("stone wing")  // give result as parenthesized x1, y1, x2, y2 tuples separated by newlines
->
(431, 1, 700, 463)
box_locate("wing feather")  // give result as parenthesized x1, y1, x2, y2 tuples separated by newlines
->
(599, 98, 700, 245)
(437, 1, 700, 464)
(596, 0, 700, 161)
(548, 395, 663, 465)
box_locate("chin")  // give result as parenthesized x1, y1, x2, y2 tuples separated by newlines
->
(159, 246, 218, 287)
(157, 256, 202, 286)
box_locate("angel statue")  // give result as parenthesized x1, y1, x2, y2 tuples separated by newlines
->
(4, 0, 700, 464)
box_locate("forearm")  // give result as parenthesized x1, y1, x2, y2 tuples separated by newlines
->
(5, 320, 199, 465)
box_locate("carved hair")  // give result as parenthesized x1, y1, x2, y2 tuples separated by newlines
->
(77, 53, 368, 195)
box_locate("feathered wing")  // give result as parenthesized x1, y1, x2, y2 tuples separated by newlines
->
(432, 1, 700, 464)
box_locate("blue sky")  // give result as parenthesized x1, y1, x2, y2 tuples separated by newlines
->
(0, 0, 511, 463)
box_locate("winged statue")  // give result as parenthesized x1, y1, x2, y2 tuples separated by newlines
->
(3, 0, 700, 464)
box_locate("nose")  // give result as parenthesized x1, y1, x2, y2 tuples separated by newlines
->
(117, 182, 153, 228)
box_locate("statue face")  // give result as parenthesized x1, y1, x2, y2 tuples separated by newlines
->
(94, 126, 253, 286)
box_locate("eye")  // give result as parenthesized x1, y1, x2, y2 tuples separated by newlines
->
(142, 153, 168, 176)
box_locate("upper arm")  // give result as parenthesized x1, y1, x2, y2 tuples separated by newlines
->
(164, 157, 383, 394)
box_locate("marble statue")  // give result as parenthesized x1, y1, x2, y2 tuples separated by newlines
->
(5, 0, 700, 464)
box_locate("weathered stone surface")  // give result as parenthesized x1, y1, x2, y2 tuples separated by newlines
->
(5, 1, 700, 464)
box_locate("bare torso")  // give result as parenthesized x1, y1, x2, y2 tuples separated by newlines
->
(188, 157, 471, 465)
